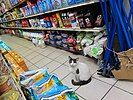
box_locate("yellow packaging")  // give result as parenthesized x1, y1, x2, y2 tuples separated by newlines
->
(56, 13, 64, 28)
(0, 89, 19, 100)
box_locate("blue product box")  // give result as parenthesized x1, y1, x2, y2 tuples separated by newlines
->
(41, 0, 48, 11)
(37, 0, 45, 13)
(51, 0, 62, 9)
(61, 0, 69, 7)
(28, 7, 33, 15)
(67, 0, 76, 5)
(45, 0, 53, 10)
(76, 0, 86, 4)
(32, 5, 39, 14)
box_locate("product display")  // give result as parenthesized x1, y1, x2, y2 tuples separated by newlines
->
(0, 40, 79, 99)
(1, 0, 132, 100)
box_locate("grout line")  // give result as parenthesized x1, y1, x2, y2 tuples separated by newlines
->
(114, 86, 133, 95)
(76, 93, 86, 100)
(60, 72, 71, 81)
(101, 81, 118, 100)
(92, 77, 117, 86)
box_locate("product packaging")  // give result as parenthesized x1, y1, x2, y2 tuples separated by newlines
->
(61, 0, 69, 7)
(56, 13, 64, 28)
(32, 74, 73, 100)
(50, 14, 59, 28)
(0, 89, 19, 100)
(67, 0, 76, 5)
(51, 0, 62, 9)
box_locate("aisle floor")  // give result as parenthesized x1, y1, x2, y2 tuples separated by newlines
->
(1, 35, 133, 100)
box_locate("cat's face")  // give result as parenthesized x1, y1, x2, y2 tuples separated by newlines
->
(68, 56, 79, 67)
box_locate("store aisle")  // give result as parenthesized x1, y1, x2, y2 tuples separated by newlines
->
(1, 34, 133, 100)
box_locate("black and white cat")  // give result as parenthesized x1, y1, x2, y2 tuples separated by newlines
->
(68, 56, 92, 86)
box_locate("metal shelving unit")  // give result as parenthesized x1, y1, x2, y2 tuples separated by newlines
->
(0, 0, 27, 17)
(1, 26, 105, 32)
(0, 0, 99, 23)
(0, 53, 26, 100)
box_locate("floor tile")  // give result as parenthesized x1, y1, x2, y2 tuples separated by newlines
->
(115, 80, 133, 94)
(76, 94, 86, 100)
(93, 73, 117, 85)
(52, 64, 70, 80)
(25, 52, 39, 60)
(45, 61, 62, 73)
(34, 57, 52, 68)
(22, 50, 34, 57)
(103, 87, 133, 100)
(76, 94, 85, 100)
(30, 55, 44, 64)
(47, 50, 63, 59)
(28, 66, 39, 70)
(40, 47, 56, 56)
(25, 61, 33, 68)
(34, 47, 47, 53)
(76, 78, 112, 100)
(61, 73, 79, 91)
(55, 53, 69, 64)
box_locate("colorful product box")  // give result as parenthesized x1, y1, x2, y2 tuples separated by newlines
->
(67, 0, 76, 5)
(51, 0, 62, 9)
(56, 13, 64, 28)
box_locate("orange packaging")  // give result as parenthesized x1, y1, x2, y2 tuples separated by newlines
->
(8, 51, 28, 71)
(56, 13, 64, 28)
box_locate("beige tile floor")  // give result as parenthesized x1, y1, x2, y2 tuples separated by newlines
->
(1, 34, 133, 100)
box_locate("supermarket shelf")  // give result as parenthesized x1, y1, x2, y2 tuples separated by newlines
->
(0, 0, 99, 23)
(0, 53, 26, 100)
(1, 26, 105, 32)
(0, 0, 27, 17)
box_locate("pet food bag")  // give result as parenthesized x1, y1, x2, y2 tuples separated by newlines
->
(81, 33, 94, 46)
(20, 69, 50, 100)
(31, 74, 74, 100)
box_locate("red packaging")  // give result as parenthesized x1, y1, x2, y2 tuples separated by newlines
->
(50, 14, 59, 28)
(21, 20, 30, 27)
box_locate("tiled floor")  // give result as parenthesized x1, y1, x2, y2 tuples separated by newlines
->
(1, 34, 133, 100)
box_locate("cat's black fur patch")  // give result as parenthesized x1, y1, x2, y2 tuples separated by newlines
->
(71, 77, 92, 86)
(69, 58, 77, 63)
(76, 69, 79, 74)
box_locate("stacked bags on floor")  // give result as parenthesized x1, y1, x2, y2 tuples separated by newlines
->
(20, 68, 79, 100)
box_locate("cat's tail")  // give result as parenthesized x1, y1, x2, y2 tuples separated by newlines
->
(72, 77, 92, 86)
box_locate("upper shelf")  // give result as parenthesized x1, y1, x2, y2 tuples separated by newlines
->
(0, 0, 99, 23)
(1, 26, 105, 32)
(0, 0, 27, 17)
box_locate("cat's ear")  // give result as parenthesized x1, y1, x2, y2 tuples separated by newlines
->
(68, 56, 72, 60)
(76, 57, 79, 61)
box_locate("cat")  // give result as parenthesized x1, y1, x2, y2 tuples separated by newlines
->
(68, 56, 92, 86)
